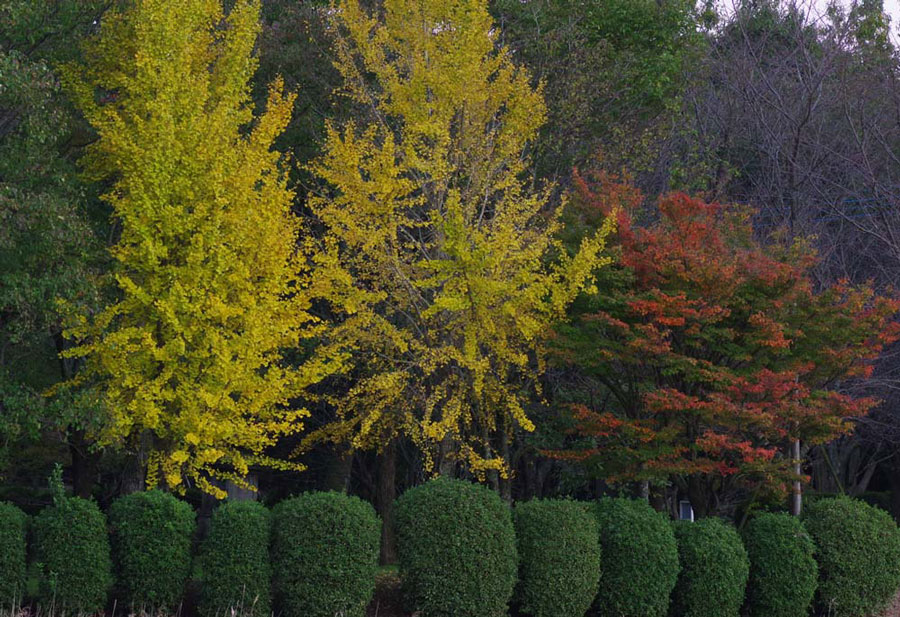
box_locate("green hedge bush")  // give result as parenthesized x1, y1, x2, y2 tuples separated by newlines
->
(593, 497, 679, 617)
(670, 518, 748, 617)
(514, 498, 600, 617)
(395, 478, 518, 617)
(198, 500, 271, 617)
(0, 501, 26, 603)
(108, 490, 195, 610)
(271, 491, 380, 617)
(804, 496, 900, 617)
(32, 496, 113, 613)
(742, 512, 817, 617)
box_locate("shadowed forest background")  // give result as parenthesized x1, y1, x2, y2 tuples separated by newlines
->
(6, 0, 900, 550)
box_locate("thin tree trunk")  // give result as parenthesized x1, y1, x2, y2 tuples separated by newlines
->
(55, 332, 97, 498)
(791, 439, 802, 516)
(535, 459, 552, 499)
(499, 428, 512, 504)
(377, 439, 398, 565)
(521, 455, 533, 501)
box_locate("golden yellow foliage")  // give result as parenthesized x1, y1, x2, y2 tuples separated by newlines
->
(58, 0, 342, 497)
(307, 0, 615, 476)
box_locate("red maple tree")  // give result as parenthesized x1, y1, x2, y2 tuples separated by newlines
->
(550, 170, 900, 515)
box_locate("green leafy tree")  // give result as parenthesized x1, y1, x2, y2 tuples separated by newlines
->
(108, 490, 195, 610)
(0, 501, 26, 603)
(0, 0, 108, 491)
(491, 0, 706, 186)
(271, 492, 380, 617)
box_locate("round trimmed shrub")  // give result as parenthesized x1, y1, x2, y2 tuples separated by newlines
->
(514, 498, 600, 617)
(593, 497, 679, 617)
(670, 518, 748, 617)
(32, 496, 113, 613)
(395, 477, 518, 617)
(804, 496, 900, 617)
(0, 502, 26, 603)
(198, 500, 271, 617)
(271, 491, 380, 617)
(742, 512, 817, 617)
(108, 490, 195, 610)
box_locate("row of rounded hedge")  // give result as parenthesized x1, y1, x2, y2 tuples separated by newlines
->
(1, 478, 900, 617)
(0, 490, 380, 617)
(407, 481, 900, 617)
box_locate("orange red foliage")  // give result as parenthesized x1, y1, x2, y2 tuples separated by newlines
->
(549, 170, 900, 502)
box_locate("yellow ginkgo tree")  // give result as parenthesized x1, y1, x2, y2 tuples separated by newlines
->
(307, 0, 615, 476)
(59, 0, 343, 497)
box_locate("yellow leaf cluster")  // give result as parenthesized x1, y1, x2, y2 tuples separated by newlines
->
(307, 0, 615, 476)
(59, 0, 344, 497)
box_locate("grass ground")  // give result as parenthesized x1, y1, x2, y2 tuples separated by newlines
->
(367, 568, 405, 617)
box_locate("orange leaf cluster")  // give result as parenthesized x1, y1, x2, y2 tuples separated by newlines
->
(549, 172, 900, 497)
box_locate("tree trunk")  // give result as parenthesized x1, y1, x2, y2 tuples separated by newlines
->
(499, 428, 512, 503)
(69, 429, 95, 498)
(121, 431, 152, 494)
(55, 333, 97, 498)
(321, 445, 354, 492)
(377, 439, 398, 565)
(791, 439, 802, 516)
(521, 455, 533, 501)
(687, 475, 710, 518)
(226, 472, 258, 501)
(639, 480, 650, 501)
(437, 434, 457, 477)
(850, 457, 879, 497)
(649, 484, 667, 513)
